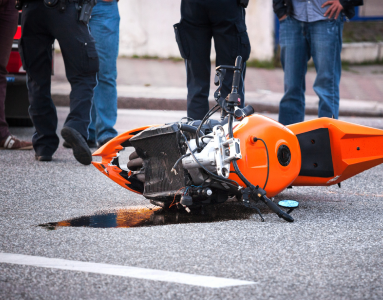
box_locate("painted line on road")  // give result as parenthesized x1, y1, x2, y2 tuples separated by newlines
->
(0, 253, 256, 288)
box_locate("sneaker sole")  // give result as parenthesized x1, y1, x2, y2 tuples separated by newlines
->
(61, 127, 92, 165)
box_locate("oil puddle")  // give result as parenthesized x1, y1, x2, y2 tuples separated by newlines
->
(39, 203, 259, 229)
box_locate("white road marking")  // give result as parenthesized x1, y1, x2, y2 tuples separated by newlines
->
(0, 253, 256, 288)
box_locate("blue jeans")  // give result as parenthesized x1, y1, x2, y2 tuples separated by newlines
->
(278, 16, 344, 125)
(88, 0, 120, 144)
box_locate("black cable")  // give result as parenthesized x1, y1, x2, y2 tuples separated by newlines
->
(170, 148, 198, 174)
(254, 138, 269, 190)
(259, 139, 269, 190)
(170, 153, 191, 174)
(195, 104, 220, 149)
(197, 104, 219, 134)
(228, 113, 252, 187)
(201, 105, 221, 134)
(180, 117, 194, 122)
(196, 105, 220, 141)
(181, 132, 239, 188)
(201, 135, 213, 144)
(227, 112, 269, 189)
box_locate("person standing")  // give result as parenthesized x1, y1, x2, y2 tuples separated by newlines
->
(274, 0, 363, 126)
(19, 0, 99, 164)
(0, 0, 32, 150)
(174, 0, 251, 121)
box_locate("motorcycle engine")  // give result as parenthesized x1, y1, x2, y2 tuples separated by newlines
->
(128, 120, 240, 208)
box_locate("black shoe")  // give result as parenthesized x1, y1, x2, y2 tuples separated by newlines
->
(63, 140, 98, 149)
(61, 127, 92, 165)
(99, 137, 114, 147)
(35, 154, 52, 161)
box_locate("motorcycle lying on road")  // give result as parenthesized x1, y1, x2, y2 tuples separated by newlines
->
(92, 56, 383, 223)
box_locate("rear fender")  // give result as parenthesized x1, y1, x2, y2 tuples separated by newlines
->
(92, 125, 158, 194)
(288, 118, 383, 186)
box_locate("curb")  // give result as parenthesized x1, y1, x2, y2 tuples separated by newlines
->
(342, 42, 383, 64)
(52, 94, 383, 118)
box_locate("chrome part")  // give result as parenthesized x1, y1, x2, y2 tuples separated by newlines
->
(213, 126, 231, 178)
(182, 139, 216, 172)
(181, 124, 242, 181)
(222, 138, 242, 163)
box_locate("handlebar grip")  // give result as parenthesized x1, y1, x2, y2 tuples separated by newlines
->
(231, 56, 243, 94)
(235, 56, 243, 69)
(263, 196, 294, 222)
(243, 105, 255, 117)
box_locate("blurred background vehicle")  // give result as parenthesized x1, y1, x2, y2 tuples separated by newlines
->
(5, 11, 54, 127)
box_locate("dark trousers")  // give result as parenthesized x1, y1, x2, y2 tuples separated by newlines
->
(175, 0, 251, 120)
(20, 1, 98, 156)
(0, 0, 18, 140)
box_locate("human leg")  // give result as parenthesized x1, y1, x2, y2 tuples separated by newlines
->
(278, 17, 310, 126)
(19, 1, 58, 156)
(177, 0, 212, 121)
(310, 18, 343, 119)
(88, 0, 119, 144)
(48, 2, 98, 164)
(211, 0, 250, 107)
(51, 2, 98, 140)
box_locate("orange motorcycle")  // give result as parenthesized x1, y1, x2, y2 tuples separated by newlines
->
(92, 57, 383, 222)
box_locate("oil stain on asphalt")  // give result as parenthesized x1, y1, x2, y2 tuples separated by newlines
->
(39, 203, 259, 229)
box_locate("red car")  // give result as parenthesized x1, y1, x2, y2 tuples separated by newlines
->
(5, 12, 54, 126)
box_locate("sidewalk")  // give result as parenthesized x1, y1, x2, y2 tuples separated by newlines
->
(51, 53, 383, 117)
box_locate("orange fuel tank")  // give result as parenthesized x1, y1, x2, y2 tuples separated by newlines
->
(228, 114, 301, 197)
(288, 118, 383, 186)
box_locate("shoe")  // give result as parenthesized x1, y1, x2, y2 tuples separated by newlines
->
(35, 154, 52, 161)
(0, 135, 33, 150)
(63, 140, 98, 149)
(98, 137, 114, 147)
(61, 127, 92, 165)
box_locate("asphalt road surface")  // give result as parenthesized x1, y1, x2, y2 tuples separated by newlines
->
(1, 108, 383, 300)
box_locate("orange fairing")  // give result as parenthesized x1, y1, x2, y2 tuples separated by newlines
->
(288, 118, 383, 186)
(228, 114, 301, 197)
(92, 125, 158, 194)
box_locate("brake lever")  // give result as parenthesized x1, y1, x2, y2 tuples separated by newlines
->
(214, 73, 220, 86)
(214, 69, 226, 99)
